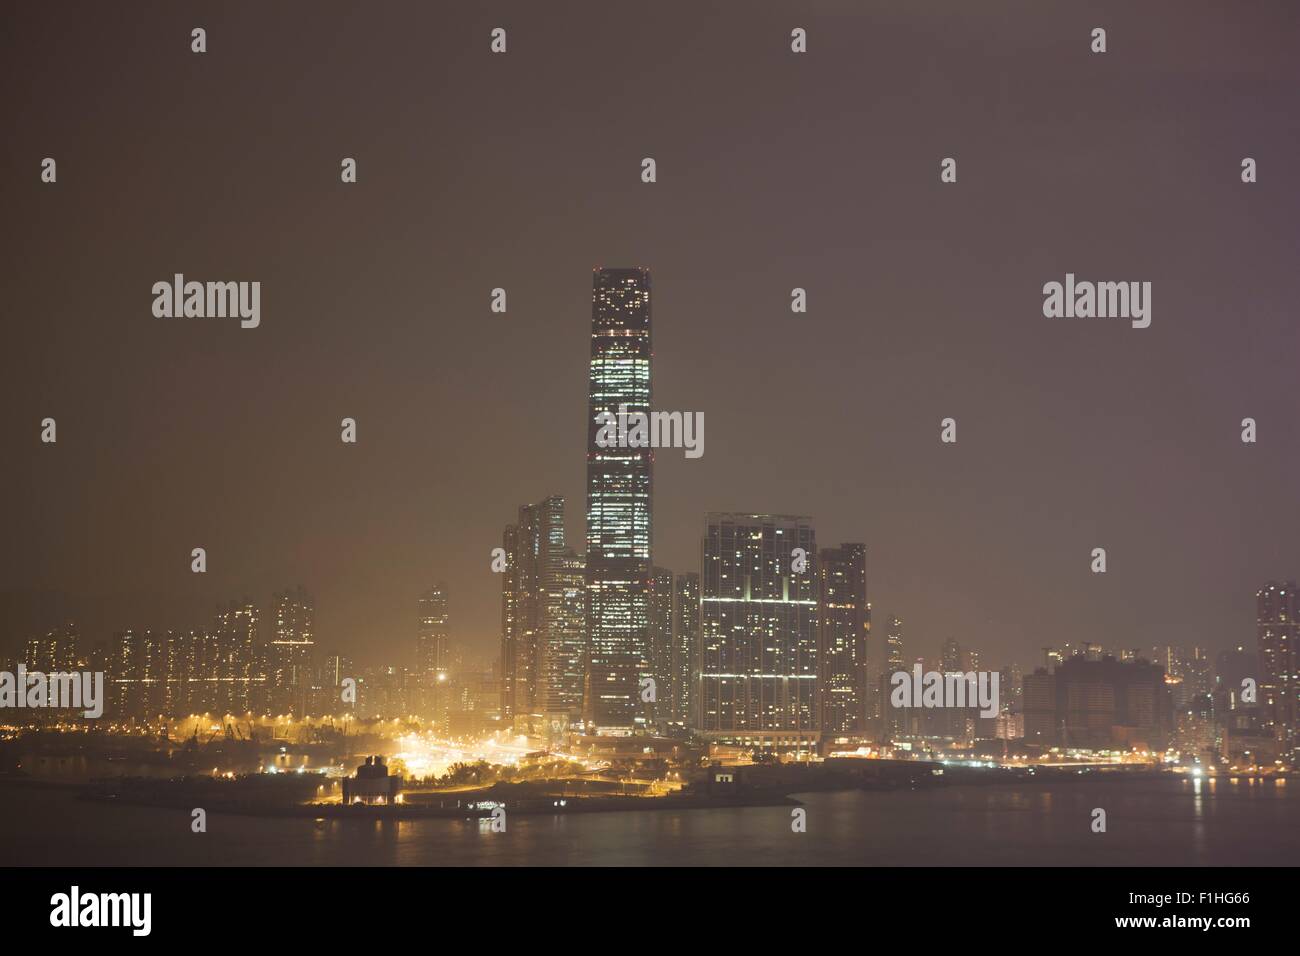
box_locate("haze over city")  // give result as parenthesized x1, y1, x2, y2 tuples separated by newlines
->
(6, 3, 1298, 674)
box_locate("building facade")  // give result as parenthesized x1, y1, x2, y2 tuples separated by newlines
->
(269, 588, 314, 716)
(1257, 581, 1298, 760)
(672, 571, 700, 729)
(699, 514, 819, 754)
(818, 543, 869, 737)
(417, 584, 450, 725)
(500, 496, 586, 726)
(584, 267, 653, 733)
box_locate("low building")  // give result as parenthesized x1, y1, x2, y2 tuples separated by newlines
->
(341, 755, 401, 805)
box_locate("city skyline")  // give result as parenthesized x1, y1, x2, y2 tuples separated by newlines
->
(6, 3, 1299, 686)
(7, 0, 1300, 916)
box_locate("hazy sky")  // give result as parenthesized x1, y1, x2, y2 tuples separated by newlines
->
(4, 1, 1298, 670)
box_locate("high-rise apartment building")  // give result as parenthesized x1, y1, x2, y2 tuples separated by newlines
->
(671, 571, 700, 729)
(1257, 581, 1299, 757)
(647, 566, 675, 727)
(269, 588, 314, 716)
(699, 514, 819, 754)
(501, 496, 587, 725)
(818, 543, 869, 737)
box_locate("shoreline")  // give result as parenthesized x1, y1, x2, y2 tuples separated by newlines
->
(4, 766, 1287, 823)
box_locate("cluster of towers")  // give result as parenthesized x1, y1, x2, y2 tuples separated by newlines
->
(496, 269, 881, 749)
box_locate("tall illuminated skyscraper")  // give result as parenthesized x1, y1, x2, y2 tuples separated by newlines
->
(880, 615, 906, 741)
(417, 585, 449, 684)
(269, 587, 314, 716)
(672, 571, 700, 729)
(647, 566, 675, 727)
(417, 584, 450, 724)
(699, 514, 819, 755)
(1257, 580, 1299, 756)
(542, 547, 586, 719)
(501, 496, 586, 725)
(500, 523, 521, 721)
(818, 543, 869, 737)
(584, 267, 653, 733)
(213, 600, 260, 714)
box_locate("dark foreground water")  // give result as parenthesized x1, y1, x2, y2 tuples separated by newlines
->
(2, 777, 1296, 866)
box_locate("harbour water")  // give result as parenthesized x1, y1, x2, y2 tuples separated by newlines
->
(2, 776, 1295, 866)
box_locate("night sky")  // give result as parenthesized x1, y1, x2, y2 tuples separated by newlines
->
(4, 1, 1298, 671)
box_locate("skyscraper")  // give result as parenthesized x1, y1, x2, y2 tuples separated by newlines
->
(880, 615, 906, 741)
(212, 600, 260, 714)
(111, 628, 165, 719)
(502, 499, 553, 720)
(417, 585, 449, 684)
(647, 566, 675, 727)
(501, 496, 586, 726)
(417, 584, 450, 725)
(672, 571, 700, 729)
(584, 267, 653, 733)
(818, 543, 869, 737)
(542, 547, 586, 720)
(1257, 580, 1298, 757)
(500, 523, 521, 721)
(269, 587, 314, 716)
(699, 514, 819, 755)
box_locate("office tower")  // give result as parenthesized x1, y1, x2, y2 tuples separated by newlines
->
(671, 571, 700, 728)
(699, 514, 819, 755)
(269, 588, 314, 716)
(500, 523, 520, 720)
(501, 496, 586, 726)
(879, 615, 906, 740)
(542, 547, 586, 719)
(417, 585, 450, 685)
(1257, 581, 1299, 755)
(417, 584, 450, 725)
(647, 567, 674, 726)
(584, 267, 653, 734)
(818, 543, 869, 737)
(502, 502, 545, 719)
